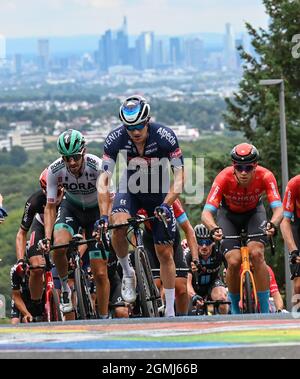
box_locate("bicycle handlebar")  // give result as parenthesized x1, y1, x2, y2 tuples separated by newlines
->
(222, 232, 276, 256)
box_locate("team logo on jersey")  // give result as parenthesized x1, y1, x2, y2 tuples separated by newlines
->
(157, 127, 176, 147)
(170, 148, 182, 159)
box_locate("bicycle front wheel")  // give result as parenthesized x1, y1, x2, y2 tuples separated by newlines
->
(74, 267, 96, 320)
(135, 247, 159, 318)
(243, 271, 256, 314)
(50, 288, 63, 322)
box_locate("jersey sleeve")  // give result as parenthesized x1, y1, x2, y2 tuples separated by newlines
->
(204, 172, 227, 213)
(173, 199, 188, 225)
(283, 180, 295, 219)
(101, 131, 121, 176)
(20, 197, 37, 232)
(263, 171, 282, 209)
(168, 134, 184, 170)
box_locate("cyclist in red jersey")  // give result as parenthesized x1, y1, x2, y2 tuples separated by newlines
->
(281, 175, 300, 303)
(202, 143, 283, 314)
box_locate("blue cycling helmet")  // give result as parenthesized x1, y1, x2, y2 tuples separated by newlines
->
(119, 95, 151, 126)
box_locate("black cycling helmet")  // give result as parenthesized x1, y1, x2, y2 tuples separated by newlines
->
(194, 224, 211, 240)
(231, 143, 259, 164)
(119, 95, 151, 126)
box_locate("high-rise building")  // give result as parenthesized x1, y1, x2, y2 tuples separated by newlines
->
(184, 38, 204, 68)
(0, 34, 6, 61)
(170, 37, 182, 67)
(38, 39, 50, 70)
(136, 32, 155, 70)
(224, 23, 237, 70)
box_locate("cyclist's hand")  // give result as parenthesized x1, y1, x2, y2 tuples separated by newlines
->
(210, 227, 223, 241)
(191, 259, 200, 273)
(290, 250, 300, 265)
(93, 216, 109, 240)
(15, 259, 28, 276)
(22, 313, 33, 323)
(37, 238, 51, 253)
(266, 221, 277, 237)
(192, 294, 204, 307)
(155, 203, 172, 222)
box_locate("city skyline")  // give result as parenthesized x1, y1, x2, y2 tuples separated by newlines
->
(0, 0, 268, 38)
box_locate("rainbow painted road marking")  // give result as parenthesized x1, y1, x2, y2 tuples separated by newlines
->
(0, 317, 299, 351)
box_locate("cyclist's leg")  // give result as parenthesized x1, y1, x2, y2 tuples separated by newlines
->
(111, 192, 140, 302)
(291, 222, 300, 307)
(210, 279, 229, 314)
(174, 230, 189, 316)
(152, 202, 176, 317)
(27, 219, 46, 318)
(247, 206, 270, 313)
(218, 207, 242, 314)
(53, 201, 79, 312)
(110, 273, 129, 318)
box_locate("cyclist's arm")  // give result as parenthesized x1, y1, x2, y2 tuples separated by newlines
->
(163, 167, 185, 206)
(98, 172, 112, 217)
(187, 273, 197, 298)
(0, 193, 3, 207)
(180, 220, 198, 261)
(16, 228, 27, 262)
(264, 171, 283, 227)
(280, 218, 298, 252)
(272, 291, 284, 311)
(12, 290, 32, 318)
(44, 203, 57, 241)
(201, 210, 219, 231)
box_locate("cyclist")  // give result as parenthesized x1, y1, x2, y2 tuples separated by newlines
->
(281, 175, 300, 303)
(138, 199, 198, 316)
(0, 193, 8, 224)
(98, 95, 185, 317)
(201, 143, 283, 314)
(41, 129, 113, 318)
(186, 224, 229, 315)
(10, 261, 33, 324)
(15, 168, 63, 319)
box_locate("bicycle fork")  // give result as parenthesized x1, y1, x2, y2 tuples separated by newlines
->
(240, 246, 258, 311)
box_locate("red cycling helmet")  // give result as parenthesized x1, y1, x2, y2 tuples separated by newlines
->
(39, 168, 48, 192)
(231, 143, 259, 164)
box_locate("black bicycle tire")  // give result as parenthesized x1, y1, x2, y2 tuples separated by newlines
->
(74, 267, 87, 320)
(50, 288, 63, 322)
(135, 247, 159, 318)
(244, 271, 255, 314)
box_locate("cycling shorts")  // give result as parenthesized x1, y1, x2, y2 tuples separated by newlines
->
(111, 191, 176, 245)
(196, 278, 226, 299)
(217, 204, 268, 255)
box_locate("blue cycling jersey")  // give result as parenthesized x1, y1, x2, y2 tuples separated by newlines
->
(102, 122, 184, 194)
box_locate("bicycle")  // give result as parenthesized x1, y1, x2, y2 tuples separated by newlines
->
(223, 230, 275, 314)
(30, 252, 63, 323)
(102, 215, 164, 318)
(50, 234, 97, 320)
(193, 300, 232, 316)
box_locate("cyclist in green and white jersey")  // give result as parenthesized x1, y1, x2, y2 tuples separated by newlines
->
(41, 129, 113, 317)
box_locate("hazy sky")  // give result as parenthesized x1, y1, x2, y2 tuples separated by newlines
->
(0, 0, 269, 38)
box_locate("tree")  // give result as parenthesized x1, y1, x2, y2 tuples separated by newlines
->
(225, 0, 300, 182)
(9, 146, 28, 167)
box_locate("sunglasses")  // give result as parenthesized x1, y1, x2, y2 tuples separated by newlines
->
(126, 123, 147, 132)
(62, 153, 83, 162)
(197, 239, 213, 246)
(234, 164, 255, 173)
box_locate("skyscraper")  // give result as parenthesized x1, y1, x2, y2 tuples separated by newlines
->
(224, 23, 237, 71)
(0, 34, 6, 61)
(136, 32, 155, 70)
(38, 39, 50, 71)
(170, 37, 182, 67)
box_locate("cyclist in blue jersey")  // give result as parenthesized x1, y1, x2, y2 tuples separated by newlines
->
(97, 95, 185, 317)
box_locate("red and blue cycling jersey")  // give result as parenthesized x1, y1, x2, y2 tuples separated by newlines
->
(283, 175, 300, 220)
(204, 166, 282, 214)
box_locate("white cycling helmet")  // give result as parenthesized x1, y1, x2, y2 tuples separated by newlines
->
(194, 224, 211, 240)
(119, 95, 151, 126)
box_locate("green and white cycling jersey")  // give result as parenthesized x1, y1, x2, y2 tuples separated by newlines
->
(47, 154, 105, 209)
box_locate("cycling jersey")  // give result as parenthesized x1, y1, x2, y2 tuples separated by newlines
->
(283, 175, 300, 220)
(20, 190, 46, 231)
(204, 166, 282, 214)
(186, 246, 224, 288)
(102, 122, 184, 194)
(47, 154, 103, 209)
